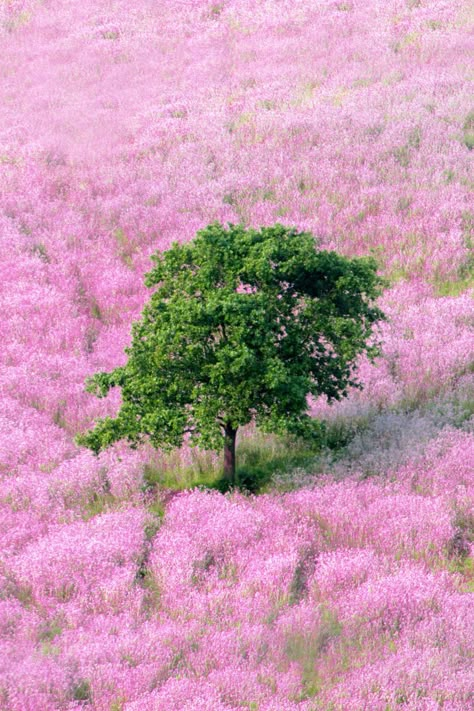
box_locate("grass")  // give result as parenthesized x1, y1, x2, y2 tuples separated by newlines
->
(447, 556, 474, 593)
(138, 413, 379, 500)
(37, 617, 63, 643)
(285, 607, 342, 700)
(141, 430, 324, 496)
(137, 569, 161, 617)
(81, 490, 117, 520)
(140, 393, 474, 503)
(142, 450, 222, 493)
(82, 388, 472, 514)
(233, 431, 322, 493)
(434, 275, 474, 297)
(110, 698, 127, 711)
(71, 679, 92, 704)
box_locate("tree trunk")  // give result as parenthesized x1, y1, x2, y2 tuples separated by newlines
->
(223, 424, 237, 486)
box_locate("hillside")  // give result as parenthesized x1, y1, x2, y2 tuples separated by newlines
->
(0, 1, 473, 709)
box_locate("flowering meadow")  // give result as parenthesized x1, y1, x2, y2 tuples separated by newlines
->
(1, 0, 474, 709)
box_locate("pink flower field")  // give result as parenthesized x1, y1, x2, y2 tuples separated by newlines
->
(1, 1, 473, 709)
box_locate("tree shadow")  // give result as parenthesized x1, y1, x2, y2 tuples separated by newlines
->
(209, 433, 321, 494)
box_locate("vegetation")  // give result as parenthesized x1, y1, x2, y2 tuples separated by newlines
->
(2, 0, 474, 708)
(77, 223, 384, 486)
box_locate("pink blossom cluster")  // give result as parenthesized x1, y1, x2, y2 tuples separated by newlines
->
(0, 0, 473, 708)
(311, 280, 474, 419)
(2, 431, 474, 709)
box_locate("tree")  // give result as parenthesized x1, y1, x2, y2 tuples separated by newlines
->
(76, 223, 385, 486)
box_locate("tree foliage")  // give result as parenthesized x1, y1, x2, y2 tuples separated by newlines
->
(77, 223, 385, 482)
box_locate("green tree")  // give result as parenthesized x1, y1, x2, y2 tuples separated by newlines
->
(76, 223, 385, 486)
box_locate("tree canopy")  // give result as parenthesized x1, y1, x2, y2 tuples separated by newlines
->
(77, 223, 385, 484)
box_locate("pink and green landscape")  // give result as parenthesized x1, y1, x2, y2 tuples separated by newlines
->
(1, 1, 474, 709)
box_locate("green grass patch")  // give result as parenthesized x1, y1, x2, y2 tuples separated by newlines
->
(434, 275, 474, 297)
(463, 132, 474, 151)
(37, 617, 63, 643)
(447, 556, 474, 592)
(137, 569, 161, 617)
(110, 697, 127, 711)
(141, 430, 323, 496)
(40, 641, 61, 657)
(71, 679, 92, 704)
(285, 607, 342, 700)
(81, 490, 117, 520)
(8, 581, 34, 608)
(140, 414, 374, 497)
(142, 451, 222, 493)
(233, 432, 321, 493)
